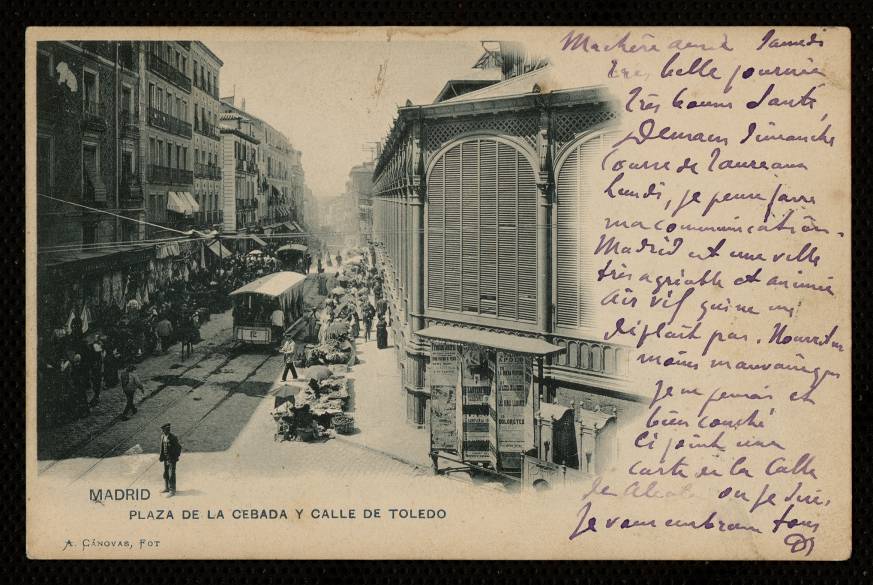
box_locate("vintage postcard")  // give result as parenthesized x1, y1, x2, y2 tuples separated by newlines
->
(25, 26, 851, 559)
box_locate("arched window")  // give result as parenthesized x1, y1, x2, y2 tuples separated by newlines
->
(555, 133, 612, 330)
(426, 138, 537, 321)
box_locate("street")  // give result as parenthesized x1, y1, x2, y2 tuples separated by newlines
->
(36, 272, 455, 495)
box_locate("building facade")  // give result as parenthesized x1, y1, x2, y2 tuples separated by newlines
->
(219, 110, 260, 241)
(140, 41, 195, 237)
(190, 42, 223, 229)
(347, 161, 375, 243)
(37, 41, 146, 249)
(371, 57, 642, 484)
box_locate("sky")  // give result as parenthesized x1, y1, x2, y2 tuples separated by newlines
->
(209, 40, 488, 198)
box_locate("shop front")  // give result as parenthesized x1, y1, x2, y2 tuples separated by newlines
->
(417, 324, 564, 478)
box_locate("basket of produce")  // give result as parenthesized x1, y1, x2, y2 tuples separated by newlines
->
(331, 415, 356, 435)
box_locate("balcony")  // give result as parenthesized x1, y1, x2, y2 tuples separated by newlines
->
(148, 164, 193, 185)
(194, 120, 220, 141)
(146, 52, 192, 92)
(120, 108, 139, 139)
(194, 163, 221, 180)
(147, 106, 192, 139)
(120, 174, 144, 209)
(235, 159, 257, 175)
(82, 100, 107, 133)
(37, 83, 77, 121)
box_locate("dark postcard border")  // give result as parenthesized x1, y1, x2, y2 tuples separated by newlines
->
(8, 1, 872, 582)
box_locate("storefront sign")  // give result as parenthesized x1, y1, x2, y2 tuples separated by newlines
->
(428, 342, 458, 452)
(460, 347, 492, 463)
(494, 351, 529, 470)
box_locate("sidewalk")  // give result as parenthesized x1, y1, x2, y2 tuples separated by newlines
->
(338, 328, 432, 469)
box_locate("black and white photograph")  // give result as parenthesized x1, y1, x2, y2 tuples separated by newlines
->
(26, 27, 851, 560)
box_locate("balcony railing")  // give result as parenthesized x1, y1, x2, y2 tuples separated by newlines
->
(193, 78, 220, 100)
(146, 52, 192, 92)
(120, 108, 139, 138)
(235, 159, 257, 175)
(147, 164, 193, 185)
(147, 106, 192, 139)
(194, 163, 221, 180)
(194, 120, 220, 141)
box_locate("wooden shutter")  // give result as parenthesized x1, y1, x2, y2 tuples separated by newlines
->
(556, 134, 609, 329)
(516, 152, 538, 321)
(461, 141, 479, 313)
(443, 146, 462, 312)
(478, 140, 498, 316)
(497, 143, 518, 320)
(427, 157, 445, 309)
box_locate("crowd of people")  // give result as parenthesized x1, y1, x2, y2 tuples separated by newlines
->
(36, 241, 390, 432)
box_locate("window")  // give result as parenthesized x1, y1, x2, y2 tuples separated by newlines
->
(182, 147, 188, 169)
(82, 143, 106, 203)
(194, 103, 199, 129)
(166, 142, 173, 168)
(157, 140, 164, 166)
(149, 138, 156, 165)
(148, 83, 155, 109)
(83, 69, 98, 112)
(193, 60, 198, 84)
(181, 55, 187, 74)
(167, 91, 174, 116)
(121, 85, 133, 116)
(426, 138, 537, 321)
(176, 145, 182, 169)
(37, 135, 52, 195)
(555, 133, 612, 331)
(156, 87, 163, 112)
(82, 223, 97, 246)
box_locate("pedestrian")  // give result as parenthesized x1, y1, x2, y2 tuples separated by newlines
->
(280, 333, 298, 382)
(270, 304, 285, 345)
(70, 354, 89, 418)
(350, 312, 360, 339)
(362, 302, 375, 342)
(158, 423, 182, 497)
(376, 316, 388, 349)
(155, 317, 173, 354)
(89, 337, 105, 405)
(120, 364, 144, 420)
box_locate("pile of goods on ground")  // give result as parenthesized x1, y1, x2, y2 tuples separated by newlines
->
(270, 372, 354, 441)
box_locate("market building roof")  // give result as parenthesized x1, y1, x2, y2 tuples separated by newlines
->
(416, 325, 565, 356)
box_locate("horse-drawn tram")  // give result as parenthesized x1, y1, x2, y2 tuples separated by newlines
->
(229, 271, 307, 345)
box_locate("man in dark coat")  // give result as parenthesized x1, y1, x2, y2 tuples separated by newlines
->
(159, 423, 182, 496)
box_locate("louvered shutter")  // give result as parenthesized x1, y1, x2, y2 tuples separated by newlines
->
(427, 157, 445, 309)
(478, 140, 498, 316)
(556, 134, 609, 329)
(497, 143, 518, 320)
(461, 141, 480, 313)
(516, 152, 538, 321)
(443, 146, 462, 312)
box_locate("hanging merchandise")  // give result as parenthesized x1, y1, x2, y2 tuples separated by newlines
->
(80, 304, 91, 334)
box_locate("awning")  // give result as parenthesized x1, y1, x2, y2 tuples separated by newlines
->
(250, 235, 267, 247)
(283, 221, 300, 233)
(277, 243, 308, 253)
(155, 242, 181, 259)
(206, 240, 232, 259)
(41, 243, 154, 276)
(416, 325, 565, 356)
(180, 191, 200, 213)
(167, 191, 190, 215)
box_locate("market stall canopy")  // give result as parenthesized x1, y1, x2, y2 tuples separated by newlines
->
(206, 240, 232, 259)
(276, 243, 307, 254)
(248, 249, 264, 256)
(230, 271, 307, 298)
(416, 325, 566, 356)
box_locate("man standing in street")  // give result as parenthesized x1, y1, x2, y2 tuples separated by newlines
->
(159, 423, 182, 497)
(120, 364, 144, 420)
(362, 301, 375, 342)
(280, 333, 298, 382)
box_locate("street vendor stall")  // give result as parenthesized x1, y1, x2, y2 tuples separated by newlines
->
(229, 271, 306, 345)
